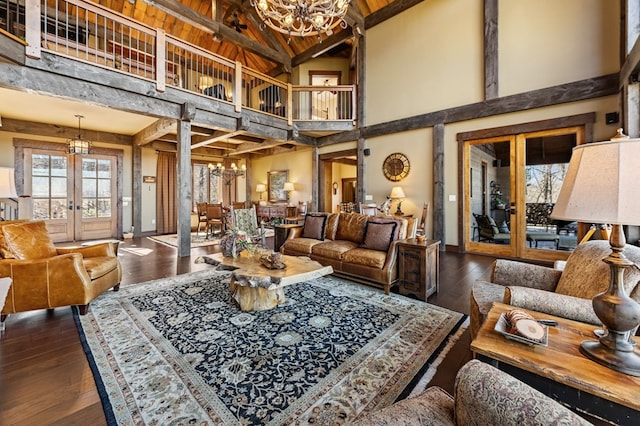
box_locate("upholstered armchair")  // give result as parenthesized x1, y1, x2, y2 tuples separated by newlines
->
(470, 240, 640, 339)
(352, 359, 590, 425)
(0, 220, 122, 321)
(230, 206, 266, 247)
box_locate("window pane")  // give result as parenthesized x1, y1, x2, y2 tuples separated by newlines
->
(82, 199, 97, 218)
(97, 199, 111, 217)
(210, 174, 221, 203)
(51, 177, 67, 198)
(32, 177, 50, 197)
(82, 159, 97, 178)
(51, 199, 67, 219)
(97, 160, 111, 178)
(193, 164, 208, 209)
(98, 179, 111, 197)
(32, 199, 50, 219)
(32, 155, 49, 176)
(51, 156, 67, 176)
(83, 179, 97, 197)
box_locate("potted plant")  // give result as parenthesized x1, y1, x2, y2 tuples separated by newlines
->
(493, 198, 506, 209)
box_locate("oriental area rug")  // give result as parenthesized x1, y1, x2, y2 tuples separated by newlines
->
(75, 270, 467, 425)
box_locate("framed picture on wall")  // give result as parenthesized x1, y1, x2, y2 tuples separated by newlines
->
(268, 170, 288, 203)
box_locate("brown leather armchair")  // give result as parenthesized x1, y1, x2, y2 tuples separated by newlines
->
(0, 220, 121, 321)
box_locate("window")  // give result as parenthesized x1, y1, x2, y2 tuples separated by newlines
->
(192, 162, 221, 210)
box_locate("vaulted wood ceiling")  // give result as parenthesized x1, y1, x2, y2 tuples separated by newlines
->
(90, 0, 414, 75)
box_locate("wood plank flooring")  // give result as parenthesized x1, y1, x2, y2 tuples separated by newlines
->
(0, 236, 495, 425)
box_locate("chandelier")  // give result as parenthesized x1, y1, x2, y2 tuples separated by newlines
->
(252, 0, 350, 39)
(67, 114, 91, 155)
(208, 161, 246, 185)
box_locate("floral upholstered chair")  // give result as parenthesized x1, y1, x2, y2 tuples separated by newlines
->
(353, 359, 590, 425)
(470, 240, 640, 339)
(230, 205, 266, 247)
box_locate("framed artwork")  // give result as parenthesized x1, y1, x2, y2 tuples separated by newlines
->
(268, 170, 288, 203)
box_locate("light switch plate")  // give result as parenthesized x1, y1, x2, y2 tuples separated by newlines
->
(448, 195, 457, 202)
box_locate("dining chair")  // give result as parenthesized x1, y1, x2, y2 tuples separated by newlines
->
(417, 202, 430, 235)
(196, 202, 209, 236)
(359, 203, 378, 216)
(205, 203, 224, 238)
(285, 201, 308, 224)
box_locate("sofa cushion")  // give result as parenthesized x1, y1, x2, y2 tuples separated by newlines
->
(2, 221, 57, 260)
(301, 214, 327, 240)
(83, 257, 119, 280)
(281, 238, 321, 255)
(360, 221, 398, 252)
(312, 240, 359, 260)
(343, 248, 387, 269)
(335, 213, 369, 243)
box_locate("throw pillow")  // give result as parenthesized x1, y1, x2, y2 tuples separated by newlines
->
(2, 221, 58, 260)
(360, 221, 398, 252)
(301, 214, 327, 240)
(368, 216, 403, 241)
(487, 216, 500, 235)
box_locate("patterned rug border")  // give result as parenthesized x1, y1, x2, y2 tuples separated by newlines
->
(147, 233, 221, 248)
(75, 271, 466, 425)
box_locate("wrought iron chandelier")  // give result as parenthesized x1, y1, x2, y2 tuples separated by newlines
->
(252, 0, 350, 39)
(67, 114, 91, 155)
(208, 161, 246, 185)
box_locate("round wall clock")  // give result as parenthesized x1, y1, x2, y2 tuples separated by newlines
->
(383, 153, 410, 182)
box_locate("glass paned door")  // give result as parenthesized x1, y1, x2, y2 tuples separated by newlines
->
(465, 137, 516, 258)
(28, 150, 117, 242)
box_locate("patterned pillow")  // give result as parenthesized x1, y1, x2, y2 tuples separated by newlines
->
(301, 214, 327, 240)
(360, 221, 398, 252)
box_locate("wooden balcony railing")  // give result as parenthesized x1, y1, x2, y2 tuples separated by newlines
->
(10, 0, 355, 125)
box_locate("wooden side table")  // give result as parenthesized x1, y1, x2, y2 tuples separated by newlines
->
(471, 302, 640, 425)
(274, 223, 303, 251)
(396, 238, 440, 301)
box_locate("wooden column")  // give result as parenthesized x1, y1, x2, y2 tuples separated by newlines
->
(356, 32, 366, 204)
(176, 104, 194, 257)
(433, 123, 445, 250)
(312, 146, 319, 212)
(132, 144, 142, 237)
(484, 0, 499, 100)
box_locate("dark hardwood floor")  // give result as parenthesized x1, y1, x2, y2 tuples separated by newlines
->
(0, 236, 496, 425)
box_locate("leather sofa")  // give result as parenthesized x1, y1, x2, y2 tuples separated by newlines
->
(352, 359, 591, 425)
(280, 212, 413, 294)
(0, 220, 122, 321)
(470, 240, 640, 339)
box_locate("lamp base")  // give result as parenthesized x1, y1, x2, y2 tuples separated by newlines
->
(580, 339, 640, 377)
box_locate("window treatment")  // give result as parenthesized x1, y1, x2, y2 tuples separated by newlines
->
(156, 152, 177, 234)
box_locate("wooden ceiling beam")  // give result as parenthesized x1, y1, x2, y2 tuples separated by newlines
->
(133, 118, 176, 146)
(191, 129, 245, 149)
(0, 117, 132, 146)
(144, 0, 291, 67)
(233, 138, 289, 154)
(365, 0, 425, 29)
(292, 30, 354, 67)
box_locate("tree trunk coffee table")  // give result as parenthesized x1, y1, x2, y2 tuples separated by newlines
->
(198, 252, 333, 312)
(471, 302, 640, 425)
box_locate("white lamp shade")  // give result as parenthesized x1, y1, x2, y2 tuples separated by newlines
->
(0, 167, 18, 198)
(551, 138, 640, 226)
(284, 182, 295, 192)
(256, 184, 266, 193)
(389, 186, 405, 199)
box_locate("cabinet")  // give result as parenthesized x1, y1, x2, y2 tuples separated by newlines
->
(397, 239, 440, 301)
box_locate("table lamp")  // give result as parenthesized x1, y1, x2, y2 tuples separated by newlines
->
(551, 129, 640, 376)
(390, 186, 406, 216)
(284, 182, 294, 204)
(256, 184, 266, 206)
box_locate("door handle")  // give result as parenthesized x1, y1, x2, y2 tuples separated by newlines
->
(68, 200, 73, 210)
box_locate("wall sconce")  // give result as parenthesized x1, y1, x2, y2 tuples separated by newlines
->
(332, 182, 338, 195)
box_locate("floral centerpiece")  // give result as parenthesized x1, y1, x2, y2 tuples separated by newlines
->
(220, 228, 249, 258)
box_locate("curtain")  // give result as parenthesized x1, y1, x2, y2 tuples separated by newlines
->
(156, 152, 177, 234)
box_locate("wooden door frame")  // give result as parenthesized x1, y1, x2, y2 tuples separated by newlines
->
(13, 138, 124, 240)
(457, 113, 595, 258)
(318, 148, 358, 213)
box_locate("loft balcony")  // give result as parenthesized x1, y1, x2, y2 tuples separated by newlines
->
(0, 0, 356, 138)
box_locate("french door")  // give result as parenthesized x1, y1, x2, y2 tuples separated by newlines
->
(26, 149, 117, 242)
(463, 126, 584, 262)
